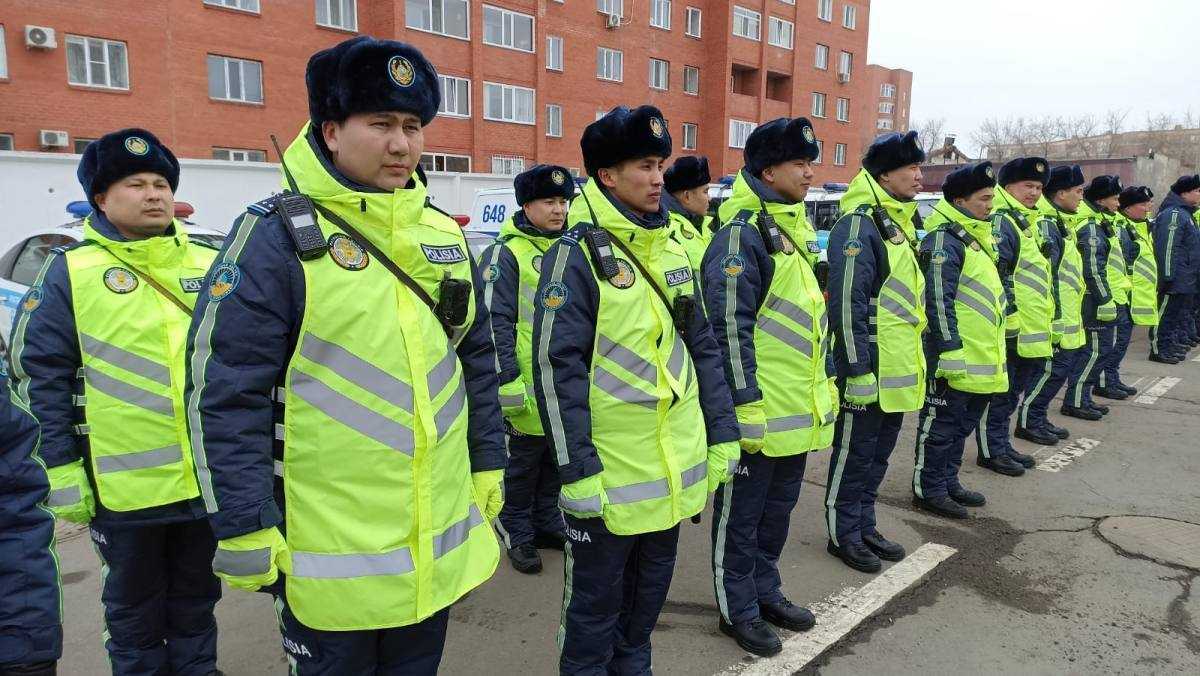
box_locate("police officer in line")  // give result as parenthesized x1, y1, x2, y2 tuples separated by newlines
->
(186, 37, 506, 674)
(1019, 165, 1089, 432)
(1150, 174, 1200, 363)
(912, 162, 1008, 520)
(534, 104, 740, 674)
(662, 155, 715, 277)
(480, 164, 574, 575)
(1091, 177, 1139, 400)
(825, 131, 927, 574)
(10, 129, 222, 675)
(975, 157, 1052, 474)
(1116, 186, 1160, 362)
(1062, 176, 1123, 420)
(0, 366, 61, 676)
(702, 118, 836, 656)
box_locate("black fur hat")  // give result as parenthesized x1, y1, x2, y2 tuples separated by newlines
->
(743, 117, 821, 177)
(941, 162, 997, 202)
(1044, 165, 1085, 195)
(1084, 175, 1123, 202)
(77, 128, 180, 208)
(664, 156, 711, 193)
(306, 36, 440, 127)
(1170, 174, 1200, 194)
(1119, 186, 1154, 209)
(997, 156, 1049, 187)
(514, 164, 576, 206)
(581, 105, 672, 177)
(862, 130, 925, 176)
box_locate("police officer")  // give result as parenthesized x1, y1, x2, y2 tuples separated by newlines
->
(1062, 176, 1123, 420)
(481, 164, 573, 575)
(9, 128, 221, 675)
(0, 366, 61, 676)
(1092, 177, 1139, 400)
(534, 105, 740, 674)
(1150, 174, 1200, 363)
(975, 157, 1052, 474)
(1020, 165, 1089, 432)
(185, 37, 506, 673)
(702, 118, 835, 656)
(1116, 186, 1159, 369)
(663, 155, 714, 278)
(912, 163, 1007, 519)
(826, 131, 927, 573)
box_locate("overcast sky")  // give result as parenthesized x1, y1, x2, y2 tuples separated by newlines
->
(867, 0, 1200, 155)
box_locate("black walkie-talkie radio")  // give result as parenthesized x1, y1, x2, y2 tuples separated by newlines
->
(757, 211, 785, 255)
(584, 226, 620, 279)
(436, 272, 472, 328)
(277, 193, 327, 260)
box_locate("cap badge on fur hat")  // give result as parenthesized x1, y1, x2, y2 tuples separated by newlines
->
(1035, 161, 1045, 174)
(984, 165, 994, 179)
(552, 170, 567, 185)
(388, 56, 415, 87)
(124, 137, 150, 156)
(650, 117, 665, 138)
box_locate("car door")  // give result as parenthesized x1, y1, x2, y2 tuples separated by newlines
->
(1, 234, 75, 348)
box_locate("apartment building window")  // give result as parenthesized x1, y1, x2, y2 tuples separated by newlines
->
(420, 152, 471, 172)
(67, 35, 129, 89)
(779, 0, 794, 4)
(0, 134, 15, 151)
(483, 82, 535, 124)
(818, 0, 833, 22)
(213, 147, 267, 161)
(881, 83, 896, 97)
(732, 6, 761, 41)
(682, 123, 697, 150)
(316, 0, 357, 31)
(596, 47, 623, 82)
(836, 97, 850, 122)
(834, 142, 847, 165)
(73, 138, 96, 153)
(729, 119, 755, 149)
(814, 43, 828, 70)
(814, 140, 824, 163)
(205, 0, 260, 12)
(683, 65, 699, 95)
(685, 7, 701, 37)
(438, 74, 470, 117)
(811, 92, 827, 118)
(768, 17, 793, 49)
(651, 0, 671, 29)
(879, 102, 895, 114)
(649, 58, 669, 90)
(491, 155, 525, 175)
(597, 0, 623, 16)
(838, 51, 852, 80)
(406, 0, 469, 39)
(877, 119, 893, 130)
(547, 104, 563, 137)
(843, 4, 857, 29)
(483, 5, 534, 52)
(0, 25, 7, 79)
(547, 35, 563, 71)
(207, 54, 262, 103)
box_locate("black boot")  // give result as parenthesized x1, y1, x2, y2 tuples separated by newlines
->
(1060, 405, 1102, 421)
(760, 598, 817, 632)
(506, 544, 542, 574)
(862, 530, 906, 561)
(976, 455, 1026, 476)
(1009, 450, 1036, 469)
(1044, 422, 1069, 439)
(719, 616, 782, 657)
(1093, 387, 1128, 400)
(826, 539, 882, 573)
(1015, 426, 1058, 446)
(913, 494, 969, 519)
(948, 485, 986, 506)
(1088, 403, 1110, 415)
(532, 530, 567, 551)
(1149, 353, 1181, 364)
(1116, 382, 1138, 396)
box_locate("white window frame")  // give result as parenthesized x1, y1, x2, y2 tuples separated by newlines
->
(421, 152, 472, 172)
(597, 0, 624, 17)
(729, 119, 756, 149)
(881, 83, 896, 98)
(483, 4, 535, 53)
(843, 4, 857, 29)
(683, 65, 699, 95)
(838, 51, 852, 79)
(546, 35, 564, 71)
(767, 17, 794, 49)
(811, 91, 827, 118)
(815, 140, 824, 164)
(66, 35, 129, 90)
(651, 0, 671, 29)
(682, 122, 698, 151)
(491, 155, 526, 175)
(0, 133, 15, 151)
(732, 6, 761, 41)
(207, 54, 263, 103)
(0, 24, 7, 79)
(483, 81, 535, 125)
(834, 142, 847, 166)
(685, 6, 701, 37)
(877, 118, 893, 130)
(213, 147, 267, 162)
(836, 97, 850, 122)
(316, 0, 357, 31)
(546, 104, 563, 138)
(814, 43, 829, 70)
(438, 74, 471, 118)
(649, 58, 668, 90)
(596, 47, 623, 82)
(204, 0, 260, 13)
(817, 0, 833, 22)
(879, 102, 895, 114)
(406, 0, 470, 40)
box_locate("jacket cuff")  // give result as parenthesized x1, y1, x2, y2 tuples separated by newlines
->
(705, 421, 741, 447)
(729, 386, 763, 407)
(558, 453, 604, 485)
(469, 444, 507, 473)
(210, 499, 283, 541)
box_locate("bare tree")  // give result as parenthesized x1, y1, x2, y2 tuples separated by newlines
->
(912, 117, 946, 156)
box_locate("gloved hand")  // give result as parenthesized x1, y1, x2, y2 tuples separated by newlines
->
(934, 349, 968, 381)
(1051, 319, 1065, 345)
(844, 372, 879, 405)
(45, 460, 94, 525)
(706, 441, 741, 493)
(497, 378, 529, 419)
(827, 378, 840, 411)
(1096, 301, 1117, 322)
(734, 401, 766, 453)
(472, 470, 505, 521)
(213, 527, 291, 592)
(559, 474, 606, 519)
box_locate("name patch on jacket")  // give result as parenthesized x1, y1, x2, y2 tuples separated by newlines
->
(180, 277, 205, 293)
(665, 266, 693, 287)
(421, 244, 467, 264)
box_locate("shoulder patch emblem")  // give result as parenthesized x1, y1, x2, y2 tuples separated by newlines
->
(180, 276, 205, 293)
(665, 266, 693, 287)
(931, 249, 948, 266)
(484, 263, 501, 283)
(328, 234, 369, 270)
(532, 254, 543, 273)
(421, 243, 467, 265)
(842, 239, 863, 257)
(541, 281, 569, 311)
(208, 262, 241, 301)
(103, 267, 138, 294)
(610, 259, 637, 289)
(21, 287, 42, 312)
(722, 253, 746, 277)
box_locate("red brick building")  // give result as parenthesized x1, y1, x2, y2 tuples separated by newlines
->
(857, 63, 911, 150)
(0, 0, 890, 182)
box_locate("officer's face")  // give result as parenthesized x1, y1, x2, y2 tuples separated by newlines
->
(763, 159, 815, 203)
(1123, 202, 1151, 220)
(1182, 188, 1200, 207)
(956, 187, 994, 221)
(1097, 194, 1121, 213)
(1052, 186, 1084, 212)
(598, 157, 666, 216)
(878, 163, 923, 201)
(1006, 180, 1043, 209)
(323, 112, 425, 191)
(675, 186, 710, 217)
(94, 172, 174, 239)
(523, 197, 569, 232)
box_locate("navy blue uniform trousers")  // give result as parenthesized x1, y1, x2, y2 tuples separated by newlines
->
(711, 450, 807, 624)
(1151, 293, 1192, 356)
(1018, 347, 1079, 432)
(1098, 305, 1133, 389)
(975, 345, 1044, 459)
(559, 514, 680, 676)
(824, 401, 904, 547)
(1066, 324, 1114, 409)
(913, 382, 990, 499)
(88, 518, 219, 676)
(497, 432, 565, 549)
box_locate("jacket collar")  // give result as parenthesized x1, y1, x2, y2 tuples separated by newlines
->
(83, 212, 188, 269)
(839, 169, 918, 238)
(568, 178, 669, 265)
(500, 210, 563, 243)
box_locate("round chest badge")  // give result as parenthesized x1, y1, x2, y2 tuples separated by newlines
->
(802, 125, 816, 143)
(649, 117, 665, 138)
(104, 267, 139, 294)
(388, 55, 415, 87)
(208, 262, 240, 301)
(532, 255, 543, 273)
(552, 170, 567, 186)
(780, 236, 796, 255)
(124, 137, 150, 156)
(610, 259, 637, 289)
(722, 253, 745, 277)
(328, 234, 369, 270)
(680, 226, 694, 240)
(541, 281, 569, 311)
(22, 287, 43, 312)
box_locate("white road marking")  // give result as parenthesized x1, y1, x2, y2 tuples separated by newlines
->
(1192, 354, 1200, 362)
(717, 543, 957, 675)
(1035, 437, 1102, 472)
(1135, 376, 1181, 405)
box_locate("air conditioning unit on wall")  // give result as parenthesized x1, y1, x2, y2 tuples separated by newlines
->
(837, 72, 850, 84)
(39, 130, 69, 148)
(605, 13, 621, 29)
(25, 25, 58, 49)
